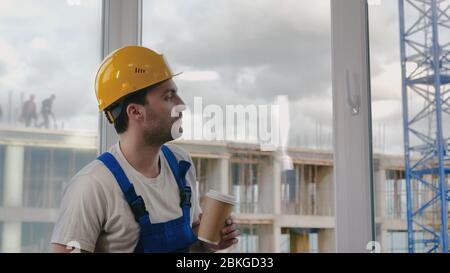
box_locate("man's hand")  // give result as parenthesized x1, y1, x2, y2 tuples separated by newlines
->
(210, 216, 240, 251)
(192, 214, 202, 234)
(192, 213, 240, 252)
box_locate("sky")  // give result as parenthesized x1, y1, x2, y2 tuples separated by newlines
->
(142, 0, 405, 153)
(0, 0, 441, 155)
(0, 0, 101, 131)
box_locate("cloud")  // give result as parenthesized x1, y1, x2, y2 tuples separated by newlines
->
(141, 0, 336, 149)
(143, 0, 409, 151)
(0, 0, 101, 131)
(372, 99, 402, 121)
(177, 70, 220, 81)
(0, 40, 31, 91)
(143, 0, 332, 102)
(0, 0, 426, 154)
(371, 61, 402, 101)
(30, 37, 50, 50)
(0, 61, 7, 78)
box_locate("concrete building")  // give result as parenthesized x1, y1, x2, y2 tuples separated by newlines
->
(0, 127, 412, 253)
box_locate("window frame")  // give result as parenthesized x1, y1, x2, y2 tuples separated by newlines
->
(331, 0, 375, 252)
(100, 0, 376, 253)
(99, 0, 143, 152)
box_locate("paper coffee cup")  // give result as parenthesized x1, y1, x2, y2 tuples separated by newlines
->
(198, 190, 237, 245)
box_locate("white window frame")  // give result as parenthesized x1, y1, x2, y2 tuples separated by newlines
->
(99, 0, 143, 152)
(331, 0, 375, 252)
(99, 0, 376, 253)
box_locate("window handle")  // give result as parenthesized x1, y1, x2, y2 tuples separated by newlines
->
(346, 69, 361, 116)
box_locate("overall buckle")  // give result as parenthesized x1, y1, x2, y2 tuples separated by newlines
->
(180, 187, 192, 207)
(131, 196, 148, 221)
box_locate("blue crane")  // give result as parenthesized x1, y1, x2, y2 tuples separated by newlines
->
(398, 0, 450, 253)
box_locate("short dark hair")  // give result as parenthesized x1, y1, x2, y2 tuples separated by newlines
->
(110, 87, 150, 134)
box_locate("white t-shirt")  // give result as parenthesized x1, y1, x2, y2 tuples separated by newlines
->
(51, 142, 202, 253)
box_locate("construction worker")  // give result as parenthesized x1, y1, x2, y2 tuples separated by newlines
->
(38, 94, 56, 129)
(51, 46, 240, 253)
(21, 94, 38, 128)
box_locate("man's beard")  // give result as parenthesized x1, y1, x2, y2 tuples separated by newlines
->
(142, 116, 182, 146)
(142, 124, 172, 146)
(142, 107, 182, 146)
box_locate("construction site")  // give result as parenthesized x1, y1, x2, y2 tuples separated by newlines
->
(0, 0, 449, 253)
(0, 127, 414, 253)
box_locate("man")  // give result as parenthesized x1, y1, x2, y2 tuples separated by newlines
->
(38, 94, 56, 129)
(21, 94, 38, 128)
(51, 46, 240, 253)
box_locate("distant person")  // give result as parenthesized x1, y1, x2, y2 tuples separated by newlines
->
(38, 94, 56, 129)
(21, 94, 38, 128)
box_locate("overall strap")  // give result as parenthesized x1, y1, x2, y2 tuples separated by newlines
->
(97, 152, 150, 223)
(161, 145, 192, 222)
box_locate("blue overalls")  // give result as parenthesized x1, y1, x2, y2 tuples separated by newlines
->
(97, 145, 198, 253)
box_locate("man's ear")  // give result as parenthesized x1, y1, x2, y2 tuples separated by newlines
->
(126, 103, 144, 122)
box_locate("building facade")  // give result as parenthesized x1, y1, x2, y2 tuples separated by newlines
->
(0, 127, 412, 253)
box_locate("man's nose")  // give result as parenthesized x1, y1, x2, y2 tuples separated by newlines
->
(175, 95, 185, 106)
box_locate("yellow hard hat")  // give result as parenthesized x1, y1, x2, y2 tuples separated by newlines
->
(95, 45, 177, 122)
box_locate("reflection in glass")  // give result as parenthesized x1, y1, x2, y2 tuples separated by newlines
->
(0, 0, 101, 252)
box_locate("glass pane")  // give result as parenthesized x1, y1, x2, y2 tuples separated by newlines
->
(369, 0, 450, 253)
(143, 0, 333, 252)
(0, 0, 101, 252)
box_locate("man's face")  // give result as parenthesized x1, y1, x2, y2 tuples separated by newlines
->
(141, 79, 185, 145)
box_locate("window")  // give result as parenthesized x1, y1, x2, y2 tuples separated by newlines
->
(0, 0, 101, 252)
(22, 147, 97, 208)
(369, 0, 450, 253)
(21, 222, 54, 253)
(231, 224, 273, 253)
(231, 159, 260, 214)
(387, 231, 408, 253)
(281, 164, 333, 216)
(0, 0, 411, 254)
(192, 157, 209, 196)
(385, 170, 406, 219)
(143, 0, 333, 253)
(233, 225, 259, 253)
(280, 228, 319, 253)
(369, 0, 410, 252)
(309, 232, 319, 253)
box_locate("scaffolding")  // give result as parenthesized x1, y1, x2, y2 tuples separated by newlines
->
(399, 0, 450, 252)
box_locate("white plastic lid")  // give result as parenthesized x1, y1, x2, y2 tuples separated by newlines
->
(206, 190, 237, 205)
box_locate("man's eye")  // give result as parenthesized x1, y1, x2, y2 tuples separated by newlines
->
(166, 91, 176, 100)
